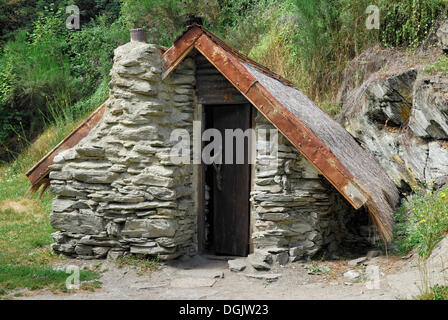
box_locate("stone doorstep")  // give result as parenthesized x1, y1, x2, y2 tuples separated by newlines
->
(228, 259, 247, 272)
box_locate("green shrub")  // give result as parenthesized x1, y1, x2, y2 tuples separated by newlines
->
(0, 3, 127, 161)
(418, 284, 448, 300)
(425, 55, 448, 76)
(379, 0, 447, 48)
(393, 186, 448, 258)
(68, 16, 128, 96)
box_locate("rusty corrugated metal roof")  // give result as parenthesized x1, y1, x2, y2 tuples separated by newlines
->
(25, 103, 106, 193)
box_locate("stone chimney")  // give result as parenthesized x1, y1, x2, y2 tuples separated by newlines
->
(130, 28, 147, 43)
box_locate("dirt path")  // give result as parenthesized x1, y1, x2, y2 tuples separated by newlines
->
(13, 252, 439, 300)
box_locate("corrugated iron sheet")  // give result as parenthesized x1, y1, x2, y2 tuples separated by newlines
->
(26, 103, 106, 192)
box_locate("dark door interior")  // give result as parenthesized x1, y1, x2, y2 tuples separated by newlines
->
(204, 104, 251, 256)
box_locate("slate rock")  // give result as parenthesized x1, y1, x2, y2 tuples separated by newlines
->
(348, 257, 368, 266)
(244, 273, 281, 281)
(228, 259, 247, 272)
(248, 251, 273, 270)
(344, 270, 360, 280)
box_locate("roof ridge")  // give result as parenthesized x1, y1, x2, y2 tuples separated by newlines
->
(187, 24, 295, 87)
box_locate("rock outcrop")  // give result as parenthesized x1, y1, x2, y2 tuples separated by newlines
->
(340, 68, 448, 192)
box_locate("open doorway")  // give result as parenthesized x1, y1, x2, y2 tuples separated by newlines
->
(202, 104, 252, 256)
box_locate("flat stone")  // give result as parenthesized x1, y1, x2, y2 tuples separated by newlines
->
(348, 257, 368, 266)
(248, 251, 273, 271)
(92, 246, 110, 257)
(122, 219, 177, 238)
(148, 187, 177, 200)
(260, 212, 289, 221)
(132, 174, 175, 188)
(72, 171, 119, 184)
(228, 259, 247, 272)
(49, 171, 73, 180)
(107, 250, 125, 260)
(52, 199, 76, 212)
(244, 273, 281, 281)
(50, 211, 104, 234)
(273, 252, 289, 266)
(289, 246, 304, 260)
(50, 185, 86, 197)
(75, 244, 93, 256)
(344, 270, 360, 280)
(76, 146, 105, 158)
(130, 245, 175, 255)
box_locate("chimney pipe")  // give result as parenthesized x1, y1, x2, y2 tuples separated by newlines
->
(130, 28, 147, 43)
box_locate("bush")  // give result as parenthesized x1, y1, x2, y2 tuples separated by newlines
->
(68, 16, 128, 96)
(418, 284, 448, 300)
(0, 3, 127, 161)
(0, 10, 78, 159)
(379, 0, 447, 48)
(394, 186, 448, 258)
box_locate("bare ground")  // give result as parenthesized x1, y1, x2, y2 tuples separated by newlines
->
(12, 250, 448, 300)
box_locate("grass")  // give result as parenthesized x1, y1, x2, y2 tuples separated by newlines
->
(2, 79, 109, 175)
(0, 81, 108, 297)
(393, 185, 448, 259)
(116, 255, 161, 276)
(0, 265, 100, 296)
(418, 284, 448, 300)
(393, 185, 448, 300)
(0, 179, 103, 297)
(0, 177, 103, 297)
(425, 55, 448, 76)
(303, 264, 330, 275)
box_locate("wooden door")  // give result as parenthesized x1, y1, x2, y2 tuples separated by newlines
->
(208, 104, 251, 256)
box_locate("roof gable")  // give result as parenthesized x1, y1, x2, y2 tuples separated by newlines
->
(162, 24, 399, 240)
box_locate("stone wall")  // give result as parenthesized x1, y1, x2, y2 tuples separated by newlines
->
(250, 111, 372, 265)
(49, 41, 197, 260)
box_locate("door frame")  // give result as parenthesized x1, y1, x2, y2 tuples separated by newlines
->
(196, 103, 255, 256)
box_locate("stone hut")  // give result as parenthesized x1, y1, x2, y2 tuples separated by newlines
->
(26, 25, 399, 263)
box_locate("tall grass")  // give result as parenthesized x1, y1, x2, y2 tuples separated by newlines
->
(394, 186, 448, 259)
(0, 5, 127, 162)
(380, 0, 447, 48)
